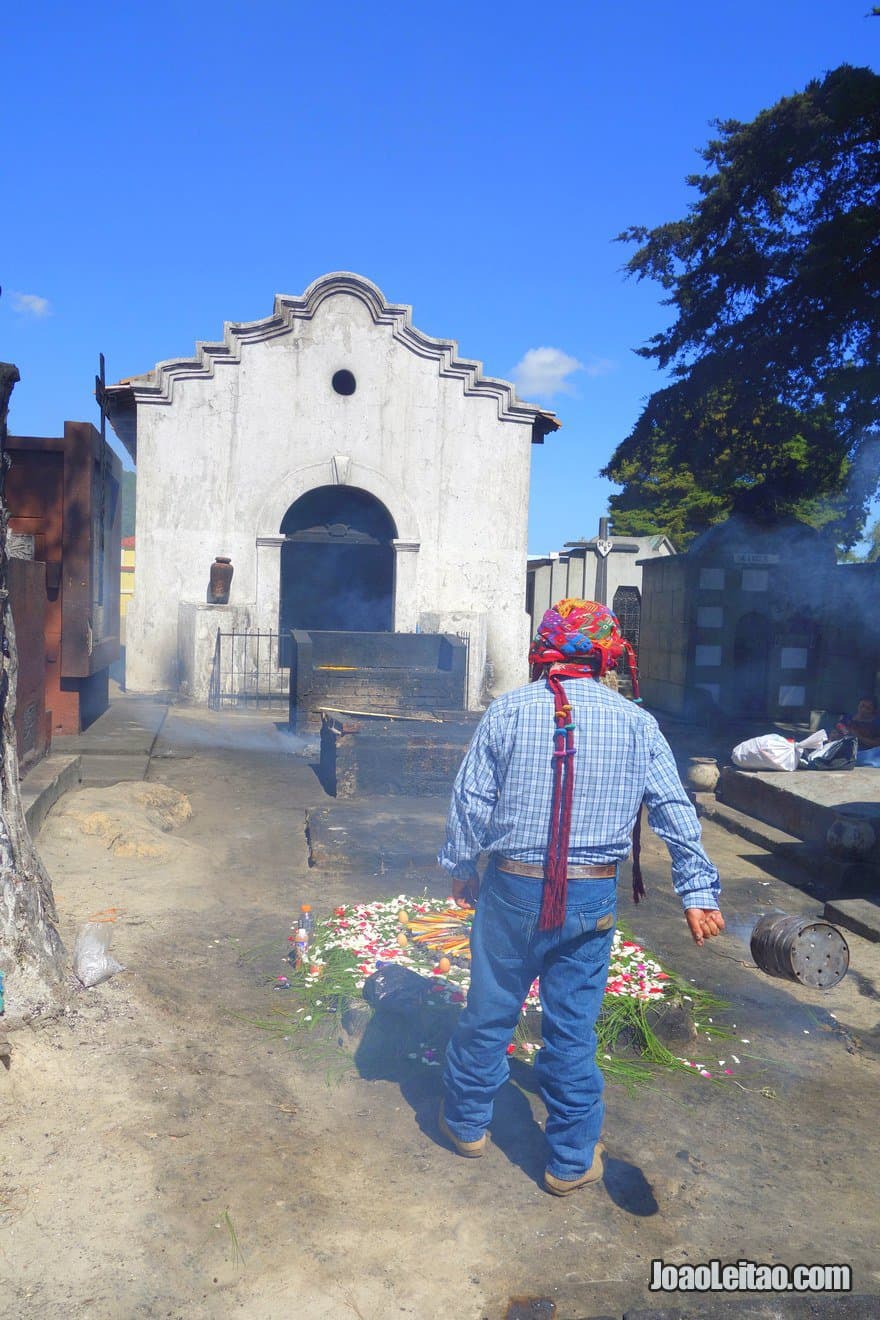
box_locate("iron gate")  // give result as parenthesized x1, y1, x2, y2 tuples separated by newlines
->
(208, 630, 290, 710)
(612, 585, 641, 652)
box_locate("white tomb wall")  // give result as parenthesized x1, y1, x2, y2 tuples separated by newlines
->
(124, 285, 538, 701)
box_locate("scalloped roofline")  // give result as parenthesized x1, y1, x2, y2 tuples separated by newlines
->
(104, 272, 560, 453)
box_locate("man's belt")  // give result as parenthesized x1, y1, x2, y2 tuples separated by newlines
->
(496, 857, 617, 879)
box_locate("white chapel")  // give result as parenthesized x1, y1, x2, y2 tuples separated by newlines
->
(104, 272, 559, 705)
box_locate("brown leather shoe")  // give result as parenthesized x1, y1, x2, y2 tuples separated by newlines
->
(439, 1102, 487, 1158)
(544, 1141, 606, 1195)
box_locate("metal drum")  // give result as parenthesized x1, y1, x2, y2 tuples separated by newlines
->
(750, 913, 849, 989)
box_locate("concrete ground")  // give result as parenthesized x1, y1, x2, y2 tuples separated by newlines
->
(3, 696, 879, 1319)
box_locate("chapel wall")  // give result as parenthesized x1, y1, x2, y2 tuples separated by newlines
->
(124, 290, 534, 700)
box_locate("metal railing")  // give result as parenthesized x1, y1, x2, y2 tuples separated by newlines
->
(208, 630, 290, 711)
(456, 630, 471, 708)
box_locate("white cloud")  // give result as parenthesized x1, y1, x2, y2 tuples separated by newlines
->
(511, 347, 615, 400)
(9, 291, 52, 318)
(512, 347, 583, 398)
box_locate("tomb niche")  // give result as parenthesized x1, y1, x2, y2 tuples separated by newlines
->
(279, 485, 396, 664)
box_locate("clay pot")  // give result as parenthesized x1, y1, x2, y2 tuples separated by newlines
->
(686, 756, 720, 793)
(208, 556, 234, 604)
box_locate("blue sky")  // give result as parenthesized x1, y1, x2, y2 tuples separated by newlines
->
(2, 1, 876, 554)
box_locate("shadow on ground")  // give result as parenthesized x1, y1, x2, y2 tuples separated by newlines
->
(353, 1005, 658, 1211)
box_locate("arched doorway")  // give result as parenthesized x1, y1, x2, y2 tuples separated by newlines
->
(279, 486, 397, 662)
(732, 611, 769, 716)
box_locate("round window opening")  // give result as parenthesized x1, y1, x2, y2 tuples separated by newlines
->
(332, 369, 357, 396)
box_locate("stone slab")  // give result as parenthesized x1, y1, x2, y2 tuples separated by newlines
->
(45, 692, 170, 788)
(21, 753, 82, 836)
(76, 753, 152, 788)
(51, 694, 170, 757)
(698, 794, 808, 852)
(289, 632, 470, 732)
(306, 796, 450, 883)
(719, 765, 880, 848)
(694, 796, 873, 897)
(824, 897, 880, 943)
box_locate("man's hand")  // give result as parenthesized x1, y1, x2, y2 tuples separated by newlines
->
(685, 907, 725, 946)
(452, 877, 479, 909)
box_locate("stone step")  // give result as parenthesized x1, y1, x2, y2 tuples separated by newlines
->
(696, 794, 878, 898)
(21, 753, 82, 836)
(697, 793, 815, 857)
(718, 764, 880, 847)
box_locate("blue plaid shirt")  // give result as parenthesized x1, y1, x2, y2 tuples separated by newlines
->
(439, 678, 720, 911)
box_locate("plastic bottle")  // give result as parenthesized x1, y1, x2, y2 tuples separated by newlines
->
(293, 927, 309, 969)
(299, 904, 314, 941)
(288, 905, 314, 967)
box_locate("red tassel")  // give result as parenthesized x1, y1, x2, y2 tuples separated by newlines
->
(539, 669, 580, 931)
(631, 806, 646, 904)
(539, 655, 648, 925)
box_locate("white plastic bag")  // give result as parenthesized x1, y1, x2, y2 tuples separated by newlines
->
(73, 923, 124, 988)
(731, 729, 828, 772)
(731, 734, 799, 771)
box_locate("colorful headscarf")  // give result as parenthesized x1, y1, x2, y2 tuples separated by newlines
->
(528, 599, 644, 930)
(528, 598, 632, 676)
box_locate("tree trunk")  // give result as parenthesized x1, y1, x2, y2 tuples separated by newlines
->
(0, 363, 65, 1020)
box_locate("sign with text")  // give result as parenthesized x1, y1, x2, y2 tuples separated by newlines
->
(733, 552, 780, 565)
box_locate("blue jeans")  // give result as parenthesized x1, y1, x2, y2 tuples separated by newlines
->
(443, 860, 617, 1180)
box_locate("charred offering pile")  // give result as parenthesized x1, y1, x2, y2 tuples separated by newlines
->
(289, 630, 475, 796)
(289, 630, 468, 732)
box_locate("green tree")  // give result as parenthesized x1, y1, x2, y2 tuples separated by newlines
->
(603, 65, 880, 549)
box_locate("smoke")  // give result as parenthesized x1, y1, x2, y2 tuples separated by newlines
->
(679, 515, 880, 720)
(157, 709, 318, 759)
(844, 433, 880, 555)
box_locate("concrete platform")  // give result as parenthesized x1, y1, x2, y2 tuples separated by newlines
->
(695, 795, 876, 899)
(50, 693, 170, 786)
(719, 764, 880, 846)
(700, 762, 880, 945)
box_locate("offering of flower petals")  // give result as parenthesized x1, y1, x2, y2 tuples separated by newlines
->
(288, 893, 734, 1080)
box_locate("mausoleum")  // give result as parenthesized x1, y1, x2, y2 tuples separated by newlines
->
(104, 273, 558, 707)
(638, 517, 880, 723)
